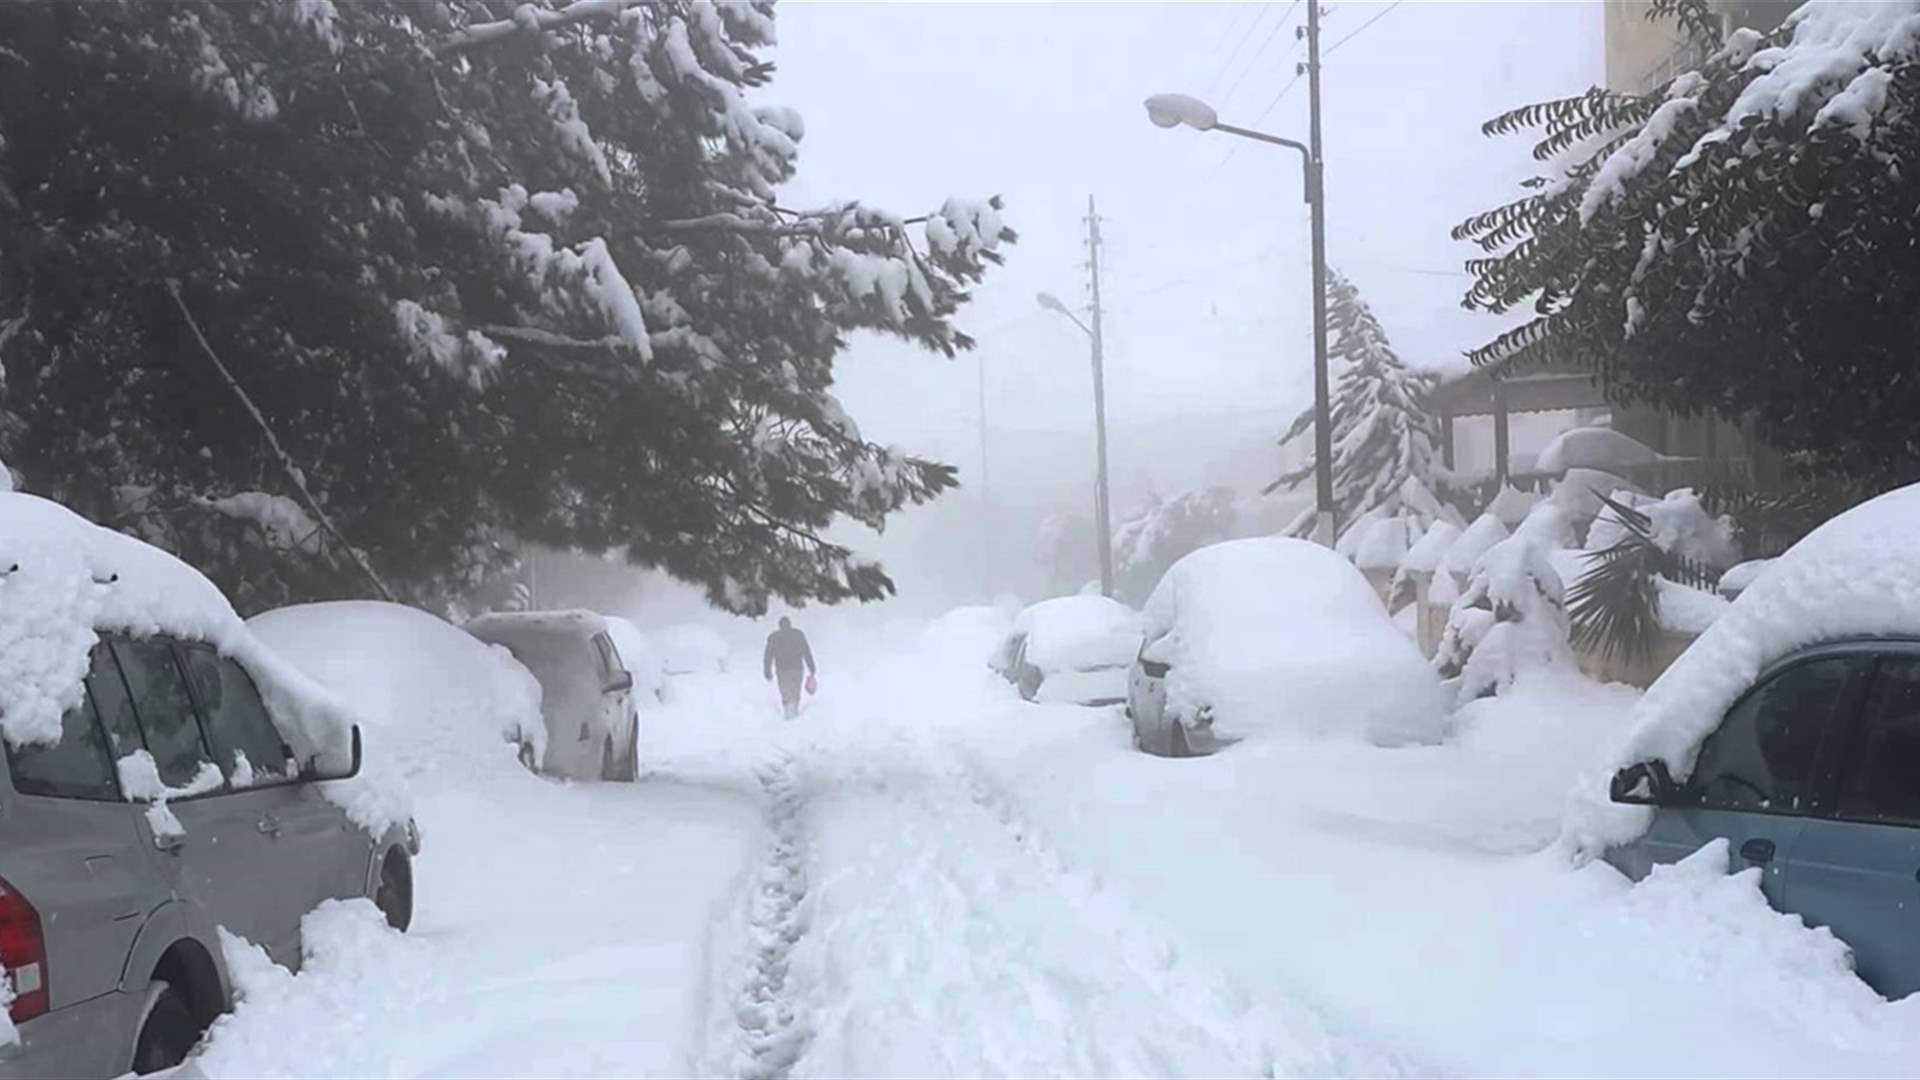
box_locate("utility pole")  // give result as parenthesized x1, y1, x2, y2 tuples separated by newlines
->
(1085, 195, 1116, 599)
(1303, 1, 1335, 547)
(977, 352, 992, 601)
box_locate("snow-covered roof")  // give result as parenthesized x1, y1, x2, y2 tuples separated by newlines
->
(1534, 426, 1662, 476)
(465, 608, 610, 641)
(1568, 481, 1920, 855)
(0, 493, 403, 832)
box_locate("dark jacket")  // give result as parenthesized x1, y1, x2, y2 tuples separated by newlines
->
(763, 626, 816, 679)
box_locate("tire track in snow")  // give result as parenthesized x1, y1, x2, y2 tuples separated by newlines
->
(714, 749, 813, 1080)
(948, 750, 1437, 1079)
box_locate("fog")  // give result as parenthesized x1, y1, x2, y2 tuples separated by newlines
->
(534, 1, 1605, 642)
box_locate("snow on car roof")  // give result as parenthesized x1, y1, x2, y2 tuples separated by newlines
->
(464, 608, 610, 639)
(0, 493, 404, 832)
(1010, 595, 1140, 673)
(1567, 481, 1920, 856)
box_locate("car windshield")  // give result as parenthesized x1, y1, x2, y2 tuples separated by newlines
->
(7, 1, 1916, 1075)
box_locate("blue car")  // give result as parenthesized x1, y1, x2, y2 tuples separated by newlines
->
(1608, 637, 1920, 998)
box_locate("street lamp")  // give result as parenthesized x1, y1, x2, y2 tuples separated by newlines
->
(1036, 290, 1115, 599)
(1143, 91, 1335, 547)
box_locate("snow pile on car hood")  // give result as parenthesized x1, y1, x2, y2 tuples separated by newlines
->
(1566, 481, 1920, 857)
(1142, 537, 1443, 743)
(1010, 595, 1141, 672)
(249, 601, 546, 785)
(0, 493, 405, 832)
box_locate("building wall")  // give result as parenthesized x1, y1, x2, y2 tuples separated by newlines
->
(1603, 1, 1796, 93)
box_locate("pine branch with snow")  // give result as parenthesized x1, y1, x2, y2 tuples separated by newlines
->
(1457, 0, 1920, 487)
(0, 0, 1015, 614)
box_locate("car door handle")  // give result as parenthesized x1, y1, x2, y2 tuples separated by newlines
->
(256, 814, 282, 838)
(1739, 838, 1776, 864)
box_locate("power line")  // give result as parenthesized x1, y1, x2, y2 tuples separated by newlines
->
(1202, 2, 1275, 100)
(1323, 0, 1405, 58)
(1217, 0, 1303, 111)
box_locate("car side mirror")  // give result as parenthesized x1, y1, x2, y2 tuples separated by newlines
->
(605, 670, 634, 694)
(1609, 760, 1675, 806)
(304, 726, 363, 782)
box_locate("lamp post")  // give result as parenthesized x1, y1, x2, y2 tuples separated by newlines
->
(1144, 90, 1336, 546)
(1037, 290, 1115, 599)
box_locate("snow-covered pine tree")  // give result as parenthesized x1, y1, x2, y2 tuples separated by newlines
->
(1110, 486, 1238, 605)
(0, 0, 1015, 615)
(1267, 268, 1457, 540)
(1457, 0, 1920, 489)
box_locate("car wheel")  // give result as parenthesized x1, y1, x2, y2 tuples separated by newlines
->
(132, 984, 199, 1076)
(375, 851, 413, 933)
(1168, 720, 1191, 758)
(600, 736, 620, 782)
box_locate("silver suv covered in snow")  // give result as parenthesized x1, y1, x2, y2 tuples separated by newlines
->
(464, 611, 640, 782)
(0, 636, 417, 1078)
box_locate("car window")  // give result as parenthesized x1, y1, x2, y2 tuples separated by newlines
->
(7, 681, 119, 801)
(593, 633, 622, 680)
(109, 638, 221, 790)
(1683, 655, 1862, 814)
(180, 644, 293, 787)
(1837, 658, 1920, 825)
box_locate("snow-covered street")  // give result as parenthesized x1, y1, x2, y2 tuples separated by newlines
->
(189, 622, 1920, 1079)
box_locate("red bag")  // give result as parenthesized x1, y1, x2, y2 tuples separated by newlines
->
(805, 673, 818, 695)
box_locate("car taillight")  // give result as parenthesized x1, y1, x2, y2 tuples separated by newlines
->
(0, 876, 47, 1023)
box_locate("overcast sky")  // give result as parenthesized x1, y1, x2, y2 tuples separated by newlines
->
(770, 1, 1603, 457)
(630, 2, 1610, 626)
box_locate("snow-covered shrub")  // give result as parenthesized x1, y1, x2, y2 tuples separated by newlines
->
(1568, 489, 1738, 663)
(1435, 504, 1576, 706)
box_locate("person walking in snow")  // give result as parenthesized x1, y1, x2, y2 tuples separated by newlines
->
(763, 616, 816, 720)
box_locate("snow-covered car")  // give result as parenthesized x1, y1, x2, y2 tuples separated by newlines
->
(0, 493, 416, 1078)
(249, 601, 548, 785)
(1592, 482, 1920, 999)
(989, 596, 1142, 706)
(1127, 537, 1444, 756)
(463, 611, 639, 782)
(602, 615, 667, 703)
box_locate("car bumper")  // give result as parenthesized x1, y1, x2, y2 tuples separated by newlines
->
(0, 987, 147, 1080)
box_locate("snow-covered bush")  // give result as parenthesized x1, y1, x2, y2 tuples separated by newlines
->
(1567, 488, 1738, 662)
(1435, 504, 1576, 705)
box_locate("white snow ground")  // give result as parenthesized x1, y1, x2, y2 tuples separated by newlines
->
(191, 611, 1920, 1078)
